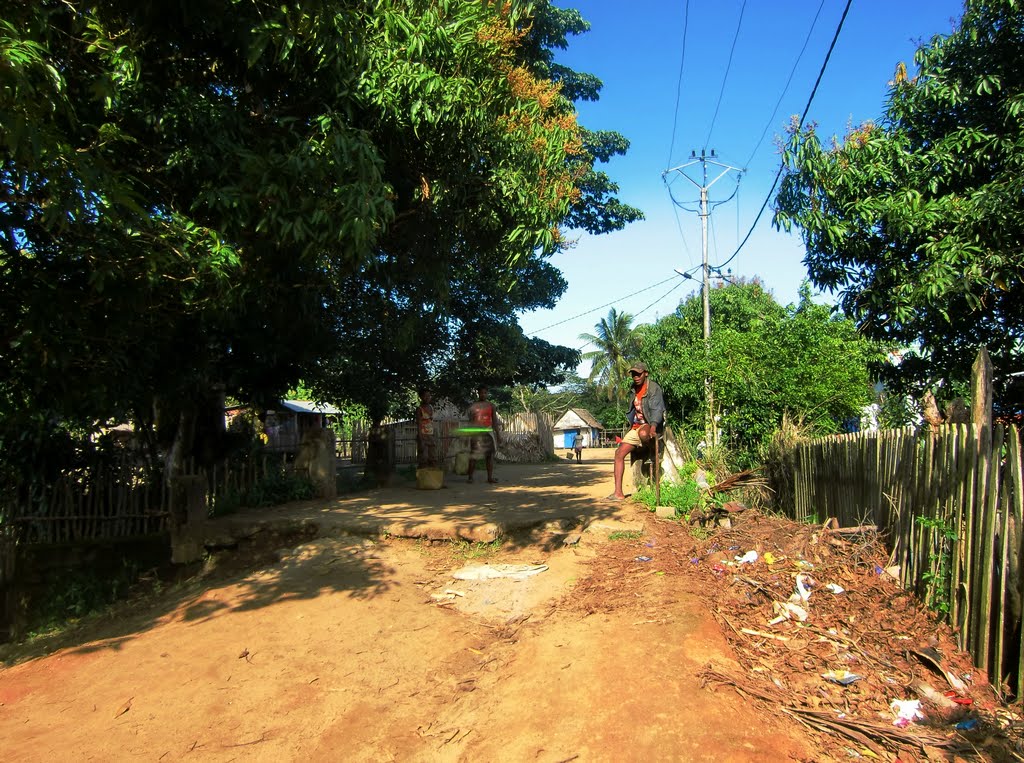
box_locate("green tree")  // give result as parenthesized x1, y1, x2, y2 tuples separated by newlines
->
(1, 1, 637, 468)
(774, 0, 1024, 409)
(513, 2, 644, 236)
(579, 308, 639, 405)
(638, 281, 880, 466)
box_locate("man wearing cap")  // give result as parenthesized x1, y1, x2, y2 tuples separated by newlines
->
(610, 361, 665, 500)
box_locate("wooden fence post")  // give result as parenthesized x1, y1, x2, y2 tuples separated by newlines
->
(972, 346, 993, 445)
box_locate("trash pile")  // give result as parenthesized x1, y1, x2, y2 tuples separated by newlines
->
(494, 433, 550, 463)
(679, 510, 1023, 761)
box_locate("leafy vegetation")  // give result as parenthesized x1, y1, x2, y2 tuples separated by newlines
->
(579, 308, 640, 405)
(449, 538, 505, 561)
(774, 0, 1024, 410)
(209, 468, 315, 517)
(1, 0, 641, 471)
(637, 280, 880, 467)
(916, 514, 958, 616)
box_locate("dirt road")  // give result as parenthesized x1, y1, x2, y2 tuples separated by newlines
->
(0, 453, 817, 762)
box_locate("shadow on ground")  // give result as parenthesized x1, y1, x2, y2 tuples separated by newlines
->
(1, 454, 636, 664)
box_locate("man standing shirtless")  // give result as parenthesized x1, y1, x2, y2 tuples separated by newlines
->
(466, 386, 501, 484)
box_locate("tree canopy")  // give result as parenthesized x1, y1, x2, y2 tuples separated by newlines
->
(774, 0, 1024, 410)
(1, 1, 641, 453)
(637, 281, 880, 465)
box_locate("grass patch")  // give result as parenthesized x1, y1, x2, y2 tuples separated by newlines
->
(633, 480, 705, 519)
(688, 525, 713, 541)
(608, 530, 643, 541)
(449, 537, 504, 560)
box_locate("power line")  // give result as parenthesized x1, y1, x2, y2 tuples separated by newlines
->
(527, 271, 697, 336)
(576, 278, 690, 355)
(743, 0, 827, 168)
(669, 195, 694, 262)
(666, 0, 691, 168)
(712, 0, 853, 273)
(632, 278, 688, 323)
(704, 0, 747, 150)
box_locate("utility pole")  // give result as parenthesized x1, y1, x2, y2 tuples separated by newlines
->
(663, 149, 743, 449)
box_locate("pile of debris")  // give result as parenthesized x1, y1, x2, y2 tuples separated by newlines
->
(680, 511, 1023, 761)
(495, 433, 550, 463)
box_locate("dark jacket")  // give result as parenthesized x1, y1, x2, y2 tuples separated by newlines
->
(627, 379, 666, 433)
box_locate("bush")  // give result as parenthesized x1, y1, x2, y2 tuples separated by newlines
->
(208, 468, 315, 517)
(634, 476, 706, 520)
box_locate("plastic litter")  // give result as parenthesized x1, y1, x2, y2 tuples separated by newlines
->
(451, 563, 548, 581)
(825, 583, 846, 594)
(763, 552, 781, 565)
(912, 647, 969, 693)
(735, 550, 759, 564)
(889, 699, 924, 727)
(876, 564, 901, 580)
(792, 573, 815, 602)
(954, 718, 978, 730)
(944, 690, 973, 706)
(821, 670, 864, 686)
(634, 555, 652, 562)
(768, 601, 808, 625)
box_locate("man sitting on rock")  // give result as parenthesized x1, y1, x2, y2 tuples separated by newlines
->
(610, 361, 665, 500)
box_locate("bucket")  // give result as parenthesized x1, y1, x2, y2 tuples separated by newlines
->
(416, 467, 444, 490)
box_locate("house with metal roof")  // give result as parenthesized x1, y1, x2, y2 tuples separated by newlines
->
(225, 400, 342, 453)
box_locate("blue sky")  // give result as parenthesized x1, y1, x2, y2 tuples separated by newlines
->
(519, 0, 966, 375)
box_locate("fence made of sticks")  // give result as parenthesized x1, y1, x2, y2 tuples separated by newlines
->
(345, 411, 555, 467)
(1, 468, 171, 548)
(789, 422, 1024, 698)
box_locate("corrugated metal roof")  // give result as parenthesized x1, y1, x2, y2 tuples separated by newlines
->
(279, 400, 342, 415)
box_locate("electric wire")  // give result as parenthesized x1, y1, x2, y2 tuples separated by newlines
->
(630, 278, 689, 323)
(576, 277, 691, 354)
(742, 0, 827, 169)
(704, 0, 747, 150)
(712, 0, 854, 273)
(669, 196, 695, 261)
(527, 271, 697, 337)
(666, 0, 691, 168)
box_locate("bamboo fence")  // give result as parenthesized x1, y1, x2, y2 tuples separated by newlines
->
(0, 452, 295, 548)
(2, 470, 171, 546)
(791, 423, 1024, 698)
(358, 411, 555, 467)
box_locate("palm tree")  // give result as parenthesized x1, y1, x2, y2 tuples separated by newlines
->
(579, 308, 639, 404)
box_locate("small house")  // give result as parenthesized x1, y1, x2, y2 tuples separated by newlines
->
(265, 400, 342, 451)
(225, 400, 342, 452)
(552, 408, 604, 450)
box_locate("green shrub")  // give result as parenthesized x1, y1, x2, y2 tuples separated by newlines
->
(246, 470, 315, 507)
(208, 469, 315, 517)
(633, 479, 704, 519)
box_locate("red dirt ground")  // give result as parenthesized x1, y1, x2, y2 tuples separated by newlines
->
(0, 455, 1018, 762)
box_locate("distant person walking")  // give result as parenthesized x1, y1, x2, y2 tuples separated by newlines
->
(610, 362, 665, 500)
(573, 433, 584, 462)
(467, 386, 501, 484)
